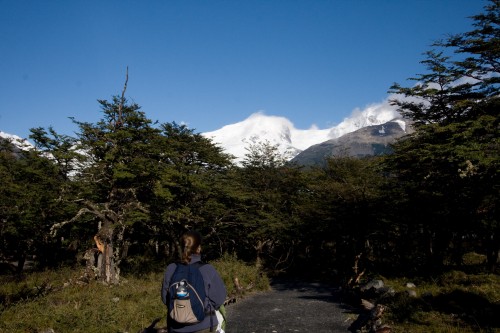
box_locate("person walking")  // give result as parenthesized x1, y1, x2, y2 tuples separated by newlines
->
(162, 230, 227, 333)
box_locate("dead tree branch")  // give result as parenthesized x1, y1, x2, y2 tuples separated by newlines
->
(50, 208, 93, 237)
(117, 66, 128, 127)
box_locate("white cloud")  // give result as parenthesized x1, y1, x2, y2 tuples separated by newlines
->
(329, 97, 401, 138)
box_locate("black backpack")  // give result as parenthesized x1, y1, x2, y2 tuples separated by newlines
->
(168, 262, 207, 324)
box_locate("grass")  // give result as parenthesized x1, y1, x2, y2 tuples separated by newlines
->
(0, 254, 269, 333)
(211, 252, 271, 297)
(0, 271, 166, 333)
(378, 269, 500, 332)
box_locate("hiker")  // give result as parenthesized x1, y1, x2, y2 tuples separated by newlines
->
(161, 230, 227, 333)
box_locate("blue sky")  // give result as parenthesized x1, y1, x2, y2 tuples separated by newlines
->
(0, 0, 488, 139)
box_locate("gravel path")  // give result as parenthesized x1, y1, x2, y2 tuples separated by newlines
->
(225, 280, 351, 333)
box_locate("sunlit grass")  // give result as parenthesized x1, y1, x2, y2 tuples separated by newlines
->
(0, 272, 166, 333)
(380, 267, 500, 332)
(0, 255, 269, 333)
(211, 252, 271, 297)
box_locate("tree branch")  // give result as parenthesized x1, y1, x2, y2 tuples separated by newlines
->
(117, 66, 128, 127)
(50, 208, 93, 237)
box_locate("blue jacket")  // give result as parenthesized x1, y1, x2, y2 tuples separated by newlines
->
(161, 254, 227, 332)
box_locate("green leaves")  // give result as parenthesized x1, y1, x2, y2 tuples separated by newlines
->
(385, 1, 500, 271)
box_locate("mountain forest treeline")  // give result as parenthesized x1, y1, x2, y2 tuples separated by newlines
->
(1, 1, 499, 283)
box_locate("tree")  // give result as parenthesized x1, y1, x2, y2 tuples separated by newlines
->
(147, 121, 233, 262)
(390, 1, 499, 125)
(0, 139, 70, 274)
(43, 96, 162, 284)
(29, 126, 84, 181)
(387, 0, 499, 271)
(300, 155, 388, 279)
(231, 141, 305, 271)
(27, 82, 234, 280)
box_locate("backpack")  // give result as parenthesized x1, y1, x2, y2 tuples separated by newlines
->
(168, 262, 207, 325)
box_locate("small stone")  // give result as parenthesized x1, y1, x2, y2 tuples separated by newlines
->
(40, 329, 55, 333)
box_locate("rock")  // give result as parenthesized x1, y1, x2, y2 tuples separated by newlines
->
(375, 324, 392, 332)
(378, 286, 396, 297)
(40, 329, 55, 333)
(361, 279, 384, 292)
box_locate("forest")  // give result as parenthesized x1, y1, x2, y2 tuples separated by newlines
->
(0, 0, 498, 291)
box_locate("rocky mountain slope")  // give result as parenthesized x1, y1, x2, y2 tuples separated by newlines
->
(290, 119, 413, 166)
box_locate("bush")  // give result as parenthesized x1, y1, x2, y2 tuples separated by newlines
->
(210, 252, 270, 297)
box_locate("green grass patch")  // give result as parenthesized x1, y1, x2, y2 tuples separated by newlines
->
(0, 272, 166, 333)
(211, 252, 271, 297)
(381, 271, 500, 332)
(0, 254, 270, 333)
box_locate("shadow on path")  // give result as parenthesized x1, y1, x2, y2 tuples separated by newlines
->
(226, 279, 351, 333)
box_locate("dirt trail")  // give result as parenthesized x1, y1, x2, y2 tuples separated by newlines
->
(225, 280, 351, 333)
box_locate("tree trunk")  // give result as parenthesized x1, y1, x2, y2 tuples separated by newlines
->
(15, 253, 26, 276)
(254, 239, 268, 269)
(94, 231, 120, 284)
(486, 232, 499, 273)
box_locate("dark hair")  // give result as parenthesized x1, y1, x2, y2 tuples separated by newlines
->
(180, 230, 202, 264)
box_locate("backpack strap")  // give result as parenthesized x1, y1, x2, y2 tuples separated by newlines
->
(188, 261, 214, 331)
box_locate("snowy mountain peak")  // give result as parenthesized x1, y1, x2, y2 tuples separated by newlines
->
(203, 112, 327, 162)
(0, 131, 25, 142)
(237, 112, 294, 145)
(0, 131, 34, 150)
(327, 103, 402, 138)
(202, 101, 403, 164)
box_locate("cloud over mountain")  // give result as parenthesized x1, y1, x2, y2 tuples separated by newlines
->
(202, 97, 402, 163)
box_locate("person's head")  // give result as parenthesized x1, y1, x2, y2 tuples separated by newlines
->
(180, 230, 202, 264)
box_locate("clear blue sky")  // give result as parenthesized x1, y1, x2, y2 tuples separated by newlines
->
(0, 0, 488, 139)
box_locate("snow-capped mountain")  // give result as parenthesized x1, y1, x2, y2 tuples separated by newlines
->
(202, 100, 403, 164)
(0, 131, 34, 151)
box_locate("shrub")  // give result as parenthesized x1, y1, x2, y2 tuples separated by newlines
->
(210, 252, 270, 297)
